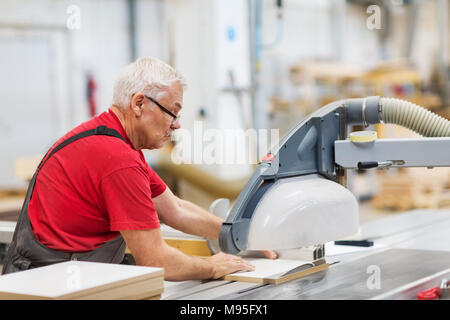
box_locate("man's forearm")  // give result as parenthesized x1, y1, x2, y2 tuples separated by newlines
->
(155, 242, 215, 281)
(122, 229, 221, 281)
(151, 242, 256, 281)
(173, 198, 223, 239)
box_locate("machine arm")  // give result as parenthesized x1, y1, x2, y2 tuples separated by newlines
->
(336, 137, 450, 169)
(219, 96, 450, 255)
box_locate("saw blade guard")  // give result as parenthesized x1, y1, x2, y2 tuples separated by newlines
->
(246, 174, 359, 251)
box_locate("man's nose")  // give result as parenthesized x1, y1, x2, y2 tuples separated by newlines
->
(170, 121, 181, 130)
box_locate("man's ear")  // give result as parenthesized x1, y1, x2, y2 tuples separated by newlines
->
(130, 93, 146, 116)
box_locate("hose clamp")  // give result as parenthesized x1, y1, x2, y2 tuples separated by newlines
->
(378, 100, 383, 123)
(362, 98, 368, 127)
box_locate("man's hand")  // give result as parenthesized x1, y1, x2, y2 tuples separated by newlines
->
(204, 252, 255, 279)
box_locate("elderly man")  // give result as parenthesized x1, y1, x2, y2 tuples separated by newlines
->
(2, 57, 275, 280)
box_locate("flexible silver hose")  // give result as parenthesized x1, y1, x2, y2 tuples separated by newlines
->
(380, 97, 450, 137)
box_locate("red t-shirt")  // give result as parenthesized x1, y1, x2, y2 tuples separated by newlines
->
(28, 109, 166, 252)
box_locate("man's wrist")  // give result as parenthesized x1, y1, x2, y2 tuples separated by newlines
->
(202, 256, 217, 279)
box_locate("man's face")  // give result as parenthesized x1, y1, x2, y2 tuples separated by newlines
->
(133, 82, 183, 150)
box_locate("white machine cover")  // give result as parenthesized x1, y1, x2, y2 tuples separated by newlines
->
(247, 174, 359, 250)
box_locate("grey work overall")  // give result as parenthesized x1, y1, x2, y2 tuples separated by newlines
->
(2, 126, 128, 275)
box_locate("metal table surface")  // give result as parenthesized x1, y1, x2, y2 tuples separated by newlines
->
(217, 248, 450, 300)
(162, 208, 450, 300)
(1, 207, 449, 299)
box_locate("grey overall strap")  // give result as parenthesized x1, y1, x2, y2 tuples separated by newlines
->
(2, 125, 128, 274)
(37, 125, 125, 172)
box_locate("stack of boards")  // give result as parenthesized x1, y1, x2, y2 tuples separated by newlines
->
(0, 261, 163, 300)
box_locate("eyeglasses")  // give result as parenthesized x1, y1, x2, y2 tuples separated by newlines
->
(145, 95, 180, 125)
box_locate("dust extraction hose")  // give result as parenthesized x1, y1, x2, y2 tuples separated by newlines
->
(380, 97, 450, 137)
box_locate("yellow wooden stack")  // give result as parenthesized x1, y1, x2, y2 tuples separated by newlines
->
(372, 168, 450, 211)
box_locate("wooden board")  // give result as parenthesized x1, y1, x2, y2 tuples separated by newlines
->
(143, 294, 161, 300)
(372, 168, 450, 211)
(69, 278, 163, 300)
(0, 261, 164, 300)
(14, 155, 42, 181)
(224, 258, 328, 285)
(125, 238, 212, 257)
(164, 238, 211, 256)
(266, 263, 329, 285)
(161, 224, 213, 256)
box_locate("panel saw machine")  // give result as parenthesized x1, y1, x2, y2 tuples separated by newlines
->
(217, 96, 450, 260)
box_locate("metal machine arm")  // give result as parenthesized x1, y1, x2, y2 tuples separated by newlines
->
(219, 96, 450, 255)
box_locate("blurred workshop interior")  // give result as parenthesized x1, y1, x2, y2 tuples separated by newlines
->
(0, 0, 449, 252)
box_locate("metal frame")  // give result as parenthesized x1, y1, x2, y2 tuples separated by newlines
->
(335, 137, 450, 169)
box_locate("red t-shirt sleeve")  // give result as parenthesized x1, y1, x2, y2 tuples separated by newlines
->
(146, 163, 167, 197)
(100, 166, 161, 231)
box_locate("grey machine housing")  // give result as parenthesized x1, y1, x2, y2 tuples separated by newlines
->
(219, 96, 382, 255)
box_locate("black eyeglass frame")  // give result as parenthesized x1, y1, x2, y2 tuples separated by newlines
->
(144, 95, 179, 123)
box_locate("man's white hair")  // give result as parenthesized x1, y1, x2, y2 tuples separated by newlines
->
(112, 57, 187, 109)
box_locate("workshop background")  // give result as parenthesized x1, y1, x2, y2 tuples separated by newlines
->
(0, 0, 449, 229)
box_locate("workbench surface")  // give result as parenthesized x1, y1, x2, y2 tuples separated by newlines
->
(162, 209, 450, 300)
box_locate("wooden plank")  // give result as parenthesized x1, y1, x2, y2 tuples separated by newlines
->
(125, 238, 212, 257)
(224, 258, 328, 285)
(0, 198, 23, 212)
(73, 286, 164, 300)
(0, 261, 164, 300)
(164, 238, 211, 256)
(0, 210, 20, 222)
(14, 155, 42, 181)
(372, 168, 450, 211)
(265, 263, 329, 285)
(143, 294, 161, 300)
